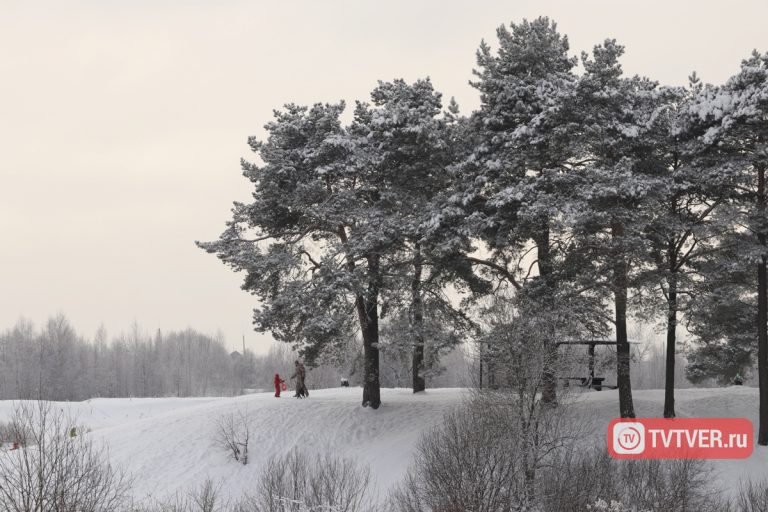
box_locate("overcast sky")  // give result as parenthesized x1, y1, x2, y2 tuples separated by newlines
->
(2, 0, 766, 352)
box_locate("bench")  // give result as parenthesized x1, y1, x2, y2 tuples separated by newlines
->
(560, 376, 608, 391)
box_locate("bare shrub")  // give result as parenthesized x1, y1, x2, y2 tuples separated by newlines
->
(536, 444, 616, 510)
(390, 389, 587, 512)
(389, 402, 520, 512)
(540, 443, 728, 512)
(190, 480, 227, 512)
(136, 479, 229, 512)
(734, 479, 768, 512)
(0, 415, 32, 447)
(587, 499, 648, 512)
(250, 449, 376, 512)
(391, 393, 729, 512)
(216, 408, 251, 465)
(0, 400, 131, 511)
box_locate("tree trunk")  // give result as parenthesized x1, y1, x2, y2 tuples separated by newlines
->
(411, 243, 426, 393)
(524, 466, 536, 506)
(663, 272, 678, 418)
(612, 219, 635, 418)
(663, 244, 678, 419)
(478, 338, 484, 389)
(534, 222, 557, 405)
(757, 164, 768, 445)
(521, 413, 539, 507)
(338, 225, 382, 409)
(360, 254, 382, 409)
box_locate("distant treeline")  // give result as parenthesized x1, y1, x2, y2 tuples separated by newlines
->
(0, 314, 319, 401)
(0, 314, 471, 401)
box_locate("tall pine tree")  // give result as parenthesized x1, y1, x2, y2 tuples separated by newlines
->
(466, 17, 607, 403)
(198, 102, 387, 408)
(570, 40, 664, 418)
(351, 79, 482, 393)
(684, 51, 768, 441)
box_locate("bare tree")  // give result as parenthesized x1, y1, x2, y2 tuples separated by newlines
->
(216, 408, 250, 465)
(0, 400, 131, 512)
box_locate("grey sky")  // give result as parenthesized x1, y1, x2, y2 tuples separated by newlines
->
(2, 0, 766, 352)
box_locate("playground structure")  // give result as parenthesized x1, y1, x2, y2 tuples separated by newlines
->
(556, 340, 638, 391)
(477, 338, 639, 391)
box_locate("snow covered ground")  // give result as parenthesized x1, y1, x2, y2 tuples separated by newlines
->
(0, 388, 465, 503)
(0, 386, 765, 504)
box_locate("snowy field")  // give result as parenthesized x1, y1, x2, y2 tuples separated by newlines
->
(0, 386, 766, 504)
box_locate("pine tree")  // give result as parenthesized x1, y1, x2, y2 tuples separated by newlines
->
(632, 77, 727, 418)
(683, 51, 768, 442)
(465, 17, 607, 404)
(198, 102, 387, 408)
(351, 79, 483, 393)
(569, 40, 664, 418)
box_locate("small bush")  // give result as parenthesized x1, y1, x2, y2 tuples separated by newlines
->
(734, 479, 768, 512)
(540, 444, 728, 512)
(127, 450, 375, 512)
(250, 449, 377, 512)
(216, 408, 251, 465)
(0, 416, 32, 447)
(587, 499, 648, 512)
(135, 479, 229, 512)
(389, 402, 521, 512)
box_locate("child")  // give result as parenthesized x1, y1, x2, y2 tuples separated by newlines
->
(274, 373, 285, 397)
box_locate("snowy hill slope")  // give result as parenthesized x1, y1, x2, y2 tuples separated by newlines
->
(0, 386, 767, 503)
(0, 388, 466, 503)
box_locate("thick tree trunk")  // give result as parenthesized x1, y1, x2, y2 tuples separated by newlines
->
(612, 219, 635, 418)
(411, 243, 426, 393)
(359, 301, 381, 409)
(360, 255, 382, 409)
(663, 256, 678, 418)
(338, 224, 382, 409)
(534, 223, 557, 405)
(758, 256, 767, 444)
(757, 164, 768, 445)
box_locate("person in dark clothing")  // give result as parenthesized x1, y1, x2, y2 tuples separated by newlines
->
(290, 360, 308, 398)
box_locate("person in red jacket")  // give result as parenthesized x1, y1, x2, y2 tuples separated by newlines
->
(274, 373, 285, 397)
